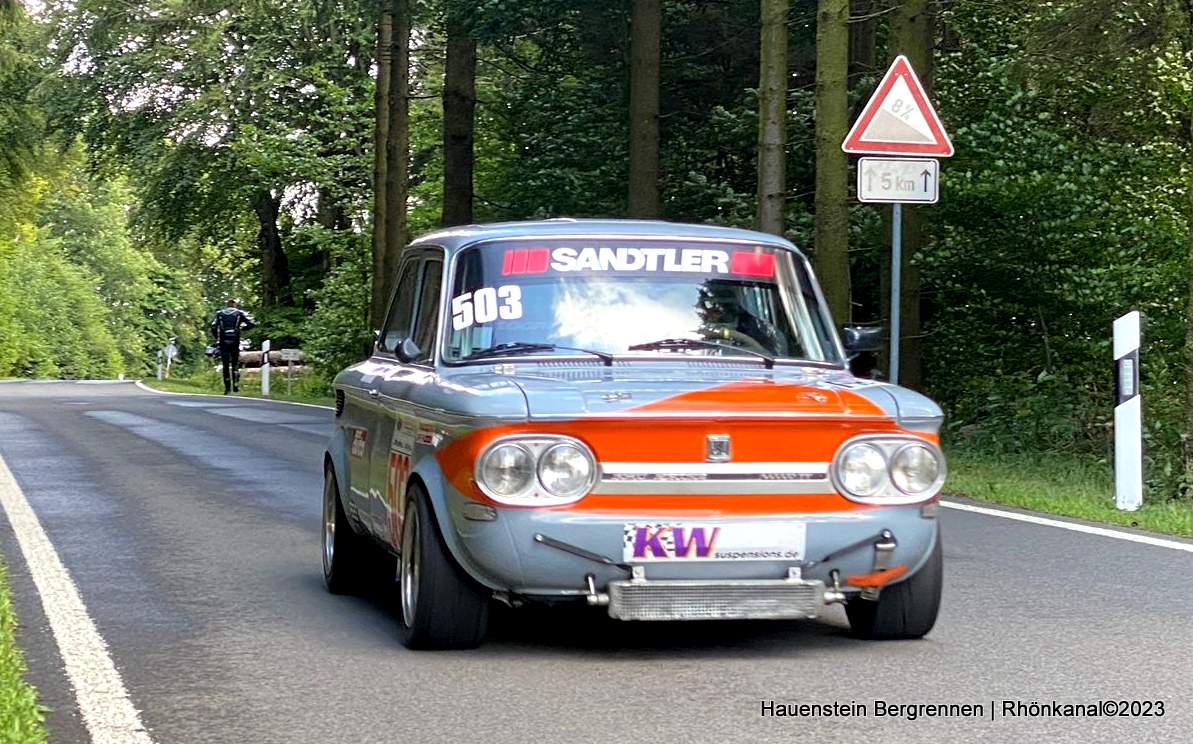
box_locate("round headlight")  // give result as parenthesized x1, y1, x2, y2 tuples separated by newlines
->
(537, 442, 595, 499)
(478, 443, 534, 497)
(836, 443, 887, 497)
(891, 443, 942, 494)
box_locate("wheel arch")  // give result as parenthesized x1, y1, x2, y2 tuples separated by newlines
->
(408, 456, 506, 592)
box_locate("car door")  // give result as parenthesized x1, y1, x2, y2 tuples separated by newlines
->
(351, 259, 421, 538)
(371, 252, 444, 548)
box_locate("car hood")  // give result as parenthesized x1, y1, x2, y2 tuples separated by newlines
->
(470, 362, 926, 421)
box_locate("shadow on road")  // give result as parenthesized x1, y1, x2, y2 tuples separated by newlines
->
(304, 553, 861, 659)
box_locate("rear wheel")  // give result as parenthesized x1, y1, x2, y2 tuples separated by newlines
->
(845, 533, 942, 640)
(322, 466, 366, 594)
(397, 486, 489, 649)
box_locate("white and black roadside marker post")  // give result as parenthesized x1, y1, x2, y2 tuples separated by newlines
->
(261, 339, 271, 397)
(1113, 311, 1142, 512)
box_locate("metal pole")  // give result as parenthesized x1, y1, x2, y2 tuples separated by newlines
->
(1113, 311, 1142, 511)
(889, 203, 903, 384)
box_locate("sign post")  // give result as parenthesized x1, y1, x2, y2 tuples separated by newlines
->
(1113, 312, 1142, 511)
(281, 348, 301, 396)
(843, 55, 953, 385)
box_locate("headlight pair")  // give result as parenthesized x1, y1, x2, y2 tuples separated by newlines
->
(476, 436, 597, 506)
(831, 437, 946, 504)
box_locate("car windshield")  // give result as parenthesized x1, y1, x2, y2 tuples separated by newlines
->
(443, 239, 842, 364)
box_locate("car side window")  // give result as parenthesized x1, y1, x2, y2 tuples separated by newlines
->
(380, 262, 420, 353)
(411, 260, 443, 363)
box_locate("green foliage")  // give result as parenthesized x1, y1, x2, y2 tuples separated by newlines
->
(0, 233, 122, 378)
(926, 0, 1192, 497)
(303, 226, 373, 372)
(0, 560, 46, 744)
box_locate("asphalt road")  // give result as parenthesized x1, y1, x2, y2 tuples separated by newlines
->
(1, 381, 1191, 744)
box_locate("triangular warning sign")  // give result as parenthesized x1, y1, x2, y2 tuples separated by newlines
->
(842, 55, 953, 157)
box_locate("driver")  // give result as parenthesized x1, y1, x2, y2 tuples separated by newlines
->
(697, 288, 772, 351)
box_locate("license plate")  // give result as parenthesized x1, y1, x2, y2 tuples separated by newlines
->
(622, 522, 806, 562)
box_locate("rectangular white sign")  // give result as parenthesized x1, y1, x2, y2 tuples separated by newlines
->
(280, 348, 302, 362)
(857, 157, 939, 204)
(622, 522, 806, 562)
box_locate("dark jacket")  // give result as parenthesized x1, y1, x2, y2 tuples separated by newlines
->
(210, 308, 256, 345)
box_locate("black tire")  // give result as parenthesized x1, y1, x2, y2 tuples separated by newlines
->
(397, 486, 489, 650)
(322, 466, 367, 594)
(845, 531, 942, 640)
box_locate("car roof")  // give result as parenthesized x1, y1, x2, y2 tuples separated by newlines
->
(410, 218, 805, 257)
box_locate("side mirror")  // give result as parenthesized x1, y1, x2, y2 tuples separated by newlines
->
(396, 338, 421, 364)
(842, 326, 884, 359)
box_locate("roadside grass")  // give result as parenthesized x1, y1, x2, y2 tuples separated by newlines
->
(141, 367, 335, 408)
(0, 560, 46, 744)
(945, 450, 1193, 538)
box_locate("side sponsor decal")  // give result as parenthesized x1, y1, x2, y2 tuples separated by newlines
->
(386, 417, 417, 544)
(349, 428, 368, 459)
(622, 522, 806, 562)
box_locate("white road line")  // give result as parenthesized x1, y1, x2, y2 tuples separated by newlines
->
(132, 379, 333, 410)
(0, 454, 154, 744)
(941, 499, 1193, 553)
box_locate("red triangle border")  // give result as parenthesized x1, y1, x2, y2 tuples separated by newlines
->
(842, 55, 953, 157)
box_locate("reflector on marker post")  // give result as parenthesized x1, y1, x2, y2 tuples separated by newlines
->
(1113, 311, 1142, 511)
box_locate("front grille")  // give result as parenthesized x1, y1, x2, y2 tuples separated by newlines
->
(607, 578, 824, 621)
(334, 390, 345, 417)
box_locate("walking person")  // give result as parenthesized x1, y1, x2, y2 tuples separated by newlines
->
(209, 299, 256, 394)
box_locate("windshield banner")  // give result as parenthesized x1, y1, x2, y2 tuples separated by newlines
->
(500, 245, 777, 279)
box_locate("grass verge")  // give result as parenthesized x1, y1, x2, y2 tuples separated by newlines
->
(141, 368, 334, 408)
(0, 560, 46, 744)
(945, 450, 1193, 538)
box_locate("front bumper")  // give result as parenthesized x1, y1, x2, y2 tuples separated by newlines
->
(443, 489, 939, 619)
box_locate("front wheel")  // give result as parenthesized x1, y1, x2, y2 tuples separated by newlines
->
(845, 532, 942, 640)
(322, 466, 367, 594)
(397, 486, 489, 650)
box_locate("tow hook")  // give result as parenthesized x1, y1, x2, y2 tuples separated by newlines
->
(584, 574, 609, 606)
(824, 569, 846, 605)
(860, 530, 897, 601)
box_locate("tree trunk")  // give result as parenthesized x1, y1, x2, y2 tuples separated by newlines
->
(376, 0, 410, 329)
(848, 0, 876, 80)
(888, 0, 933, 389)
(252, 189, 290, 307)
(370, 0, 393, 329)
(756, 0, 788, 235)
(627, 0, 662, 218)
(814, 0, 851, 324)
(1184, 118, 1193, 485)
(442, 2, 476, 227)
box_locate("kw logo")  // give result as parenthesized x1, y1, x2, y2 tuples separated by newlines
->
(630, 525, 720, 559)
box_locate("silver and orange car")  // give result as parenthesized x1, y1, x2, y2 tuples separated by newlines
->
(322, 219, 945, 649)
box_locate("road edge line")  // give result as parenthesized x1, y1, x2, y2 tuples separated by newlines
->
(0, 453, 155, 744)
(940, 499, 1193, 553)
(132, 379, 333, 410)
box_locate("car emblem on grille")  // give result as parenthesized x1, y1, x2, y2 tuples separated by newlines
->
(706, 434, 731, 462)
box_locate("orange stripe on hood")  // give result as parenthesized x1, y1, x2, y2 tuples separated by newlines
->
(626, 378, 887, 417)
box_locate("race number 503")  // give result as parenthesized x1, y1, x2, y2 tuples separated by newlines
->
(451, 285, 523, 330)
